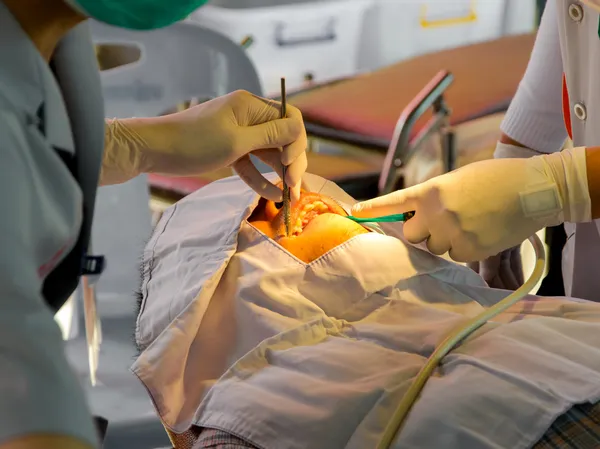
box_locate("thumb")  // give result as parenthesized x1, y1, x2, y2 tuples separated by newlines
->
(351, 188, 419, 218)
(242, 117, 304, 152)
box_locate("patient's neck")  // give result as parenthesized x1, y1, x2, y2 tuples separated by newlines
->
(4, 0, 85, 61)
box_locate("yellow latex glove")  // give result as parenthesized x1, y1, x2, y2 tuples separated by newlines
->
(352, 147, 591, 263)
(101, 90, 307, 201)
(467, 141, 544, 289)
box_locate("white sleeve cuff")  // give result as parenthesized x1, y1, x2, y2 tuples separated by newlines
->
(494, 141, 547, 159)
(541, 147, 592, 224)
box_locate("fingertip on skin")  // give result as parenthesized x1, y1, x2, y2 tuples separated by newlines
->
(350, 205, 366, 217)
(351, 202, 384, 218)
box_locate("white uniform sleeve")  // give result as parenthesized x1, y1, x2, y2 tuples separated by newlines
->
(0, 110, 98, 447)
(500, 0, 567, 153)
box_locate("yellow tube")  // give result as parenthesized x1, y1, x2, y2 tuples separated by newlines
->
(377, 232, 547, 449)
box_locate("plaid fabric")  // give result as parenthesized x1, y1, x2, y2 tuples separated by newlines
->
(166, 426, 201, 449)
(187, 402, 600, 448)
(534, 401, 600, 449)
(192, 428, 257, 449)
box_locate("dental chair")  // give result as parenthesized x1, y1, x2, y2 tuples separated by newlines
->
(287, 32, 536, 196)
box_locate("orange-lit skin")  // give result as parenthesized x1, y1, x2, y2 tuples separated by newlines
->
(249, 186, 369, 263)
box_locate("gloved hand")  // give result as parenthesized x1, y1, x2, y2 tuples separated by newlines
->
(351, 146, 591, 262)
(468, 141, 543, 289)
(101, 90, 308, 201)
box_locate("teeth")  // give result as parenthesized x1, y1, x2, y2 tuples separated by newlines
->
(310, 201, 328, 213)
(288, 201, 332, 237)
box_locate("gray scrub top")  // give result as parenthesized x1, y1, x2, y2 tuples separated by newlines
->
(0, 4, 104, 448)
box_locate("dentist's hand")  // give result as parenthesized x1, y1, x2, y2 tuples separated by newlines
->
(351, 148, 590, 263)
(101, 90, 308, 201)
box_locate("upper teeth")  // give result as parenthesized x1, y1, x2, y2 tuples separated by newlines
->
(287, 201, 331, 236)
(301, 201, 328, 215)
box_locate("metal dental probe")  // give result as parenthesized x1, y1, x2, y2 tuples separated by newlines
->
(280, 77, 291, 237)
(82, 251, 103, 387)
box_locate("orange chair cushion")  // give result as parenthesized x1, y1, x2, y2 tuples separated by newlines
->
(289, 34, 535, 142)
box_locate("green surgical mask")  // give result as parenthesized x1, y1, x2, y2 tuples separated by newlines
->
(65, 0, 210, 30)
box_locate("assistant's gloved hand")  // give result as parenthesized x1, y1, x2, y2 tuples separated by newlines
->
(352, 147, 591, 262)
(468, 141, 544, 289)
(101, 90, 308, 201)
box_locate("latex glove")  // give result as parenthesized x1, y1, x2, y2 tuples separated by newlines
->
(352, 146, 591, 262)
(101, 90, 308, 201)
(469, 141, 545, 289)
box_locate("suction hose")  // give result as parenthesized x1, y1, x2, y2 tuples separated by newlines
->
(377, 233, 546, 449)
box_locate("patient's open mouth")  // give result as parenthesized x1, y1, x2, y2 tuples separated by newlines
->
(249, 188, 370, 263)
(291, 200, 332, 236)
(281, 194, 348, 238)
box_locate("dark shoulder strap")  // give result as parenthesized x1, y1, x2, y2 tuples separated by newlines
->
(42, 23, 106, 312)
(40, 103, 106, 312)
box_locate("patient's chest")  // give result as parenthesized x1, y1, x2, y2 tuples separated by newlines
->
(215, 222, 491, 363)
(200, 270, 600, 449)
(220, 222, 600, 382)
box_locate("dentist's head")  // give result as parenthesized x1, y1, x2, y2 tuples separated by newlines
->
(63, 0, 210, 30)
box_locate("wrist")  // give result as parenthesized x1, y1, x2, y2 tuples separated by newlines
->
(101, 119, 148, 185)
(535, 147, 591, 224)
(118, 117, 180, 174)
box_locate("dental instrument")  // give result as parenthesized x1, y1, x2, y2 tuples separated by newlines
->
(82, 251, 104, 387)
(346, 211, 415, 223)
(377, 232, 546, 449)
(281, 77, 291, 237)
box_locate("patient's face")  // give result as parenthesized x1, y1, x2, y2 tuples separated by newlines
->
(249, 187, 369, 263)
